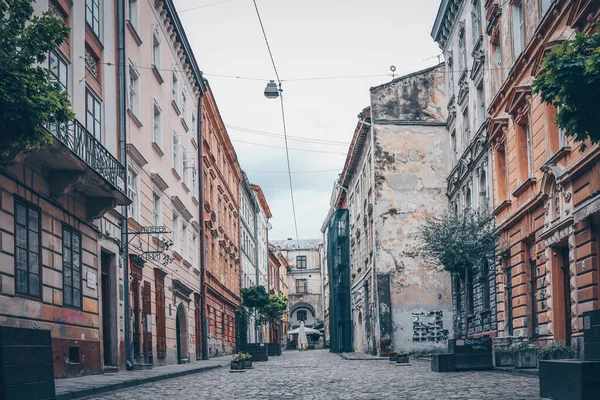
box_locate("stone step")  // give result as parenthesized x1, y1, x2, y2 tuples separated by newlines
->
(132, 363, 154, 370)
(103, 365, 119, 373)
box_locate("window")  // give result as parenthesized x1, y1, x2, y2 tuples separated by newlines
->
(476, 82, 485, 127)
(467, 269, 474, 314)
(295, 279, 308, 293)
(506, 266, 514, 335)
(172, 132, 182, 175)
(512, 1, 525, 58)
(296, 310, 307, 322)
(527, 243, 538, 337)
(182, 223, 188, 259)
(85, 0, 100, 37)
(63, 227, 82, 308)
(128, 0, 138, 31)
(173, 213, 180, 251)
(296, 255, 307, 269)
(191, 114, 196, 139)
(49, 51, 68, 91)
(127, 168, 139, 221)
(128, 64, 140, 115)
(526, 122, 533, 176)
(465, 188, 472, 209)
(472, 0, 482, 37)
(183, 151, 191, 187)
(182, 91, 187, 121)
(86, 89, 101, 140)
(153, 101, 162, 145)
(152, 193, 161, 227)
(481, 258, 490, 310)
(450, 130, 457, 164)
(192, 168, 198, 199)
(517, 121, 533, 181)
(495, 144, 508, 201)
(462, 108, 470, 147)
(459, 32, 467, 72)
(172, 72, 178, 104)
(193, 233, 199, 268)
(14, 201, 41, 297)
(152, 30, 161, 68)
(541, 0, 553, 16)
(479, 170, 487, 209)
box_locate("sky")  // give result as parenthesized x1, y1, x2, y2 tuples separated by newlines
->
(175, 0, 443, 240)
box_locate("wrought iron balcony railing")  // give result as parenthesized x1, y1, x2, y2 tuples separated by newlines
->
(45, 120, 125, 194)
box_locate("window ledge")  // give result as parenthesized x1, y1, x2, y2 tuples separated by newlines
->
(192, 266, 200, 275)
(493, 199, 512, 215)
(152, 141, 164, 156)
(127, 109, 143, 128)
(192, 196, 199, 206)
(547, 146, 571, 165)
(126, 20, 143, 46)
(171, 100, 181, 115)
(181, 181, 190, 193)
(512, 177, 537, 198)
(171, 168, 181, 181)
(191, 136, 198, 149)
(172, 249, 183, 261)
(152, 65, 164, 84)
(181, 118, 189, 132)
(182, 259, 192, 268)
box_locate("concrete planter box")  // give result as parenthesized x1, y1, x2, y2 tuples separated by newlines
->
(513, 349, 537, 369)
(242, 359, 253, 369)
(266, 343, 282, 356)
(540, 359, 600, 400)
(244, 344, 269, 362)
(396, 355, 409, 364)
(230, 360, 244, 370)
(495, 351, 514, 367)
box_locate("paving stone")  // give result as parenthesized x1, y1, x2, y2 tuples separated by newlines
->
(79, 350, 542, 400)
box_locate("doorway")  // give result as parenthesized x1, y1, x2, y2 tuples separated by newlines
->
(101, 252, 112, 366)
(552, 245, 572, 345)
(176, 303, 189, 363)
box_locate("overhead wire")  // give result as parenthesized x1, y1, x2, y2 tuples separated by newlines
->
(176, 0, 238, 13)
(230, 138, 346, 154)
(227, 125, 350, 146)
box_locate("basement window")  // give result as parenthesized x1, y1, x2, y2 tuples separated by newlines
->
(69, 346, 80, 364)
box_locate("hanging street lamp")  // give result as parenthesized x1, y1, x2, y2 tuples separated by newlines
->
(264, 80, 280, 99)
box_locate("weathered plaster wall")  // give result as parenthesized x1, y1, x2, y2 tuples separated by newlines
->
(370, 65, 454, 352)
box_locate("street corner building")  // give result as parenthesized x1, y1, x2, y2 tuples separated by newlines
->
(201, 87, 243, 357)
(326, 64, 455, 356)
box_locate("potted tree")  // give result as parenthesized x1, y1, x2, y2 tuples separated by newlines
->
(230, 353, 245, 371)
(512, 344, 537, 369)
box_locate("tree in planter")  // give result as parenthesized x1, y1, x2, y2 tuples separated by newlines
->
(241, 285, 269, 343)
(235, 306, 249, 352)
(0, 0, 73, 159)
(259, 295, 287, 343)
(533, 26, 600, 151)
(418, 207, 501, 336)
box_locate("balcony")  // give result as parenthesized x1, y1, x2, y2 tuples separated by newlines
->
(25, 119, 129, 219)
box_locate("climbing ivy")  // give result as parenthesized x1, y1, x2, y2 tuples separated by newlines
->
(533, 26, 600, 151)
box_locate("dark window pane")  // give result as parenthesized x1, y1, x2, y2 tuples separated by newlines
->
(29, 231, 38, 254)
(29, 274, 39, 296)
(63, 229, 71, 248)
(16, 270, 28, 293)
(73, 252, 80, 270)
(16, 248, 27, 270)
(64, 249, 71, 265)
(16, 204, 26, 226)
(64, 267, 71, 281)
(73, 289, 81, 307)
(15, 226, 26, 249)
(64, 286, 72, 305)
(73, 234, 80, 250)
(28, 209, 38, 232)
(29, 253, 39, 274)
(73, 271, 80, 288)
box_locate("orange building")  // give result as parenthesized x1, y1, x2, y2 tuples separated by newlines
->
(200, 87, 242, 357)
(486, 0, 600, 353)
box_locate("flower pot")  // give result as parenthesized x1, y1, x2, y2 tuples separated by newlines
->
(230, 360, 244, 370)
(396, 355, 409, 364)
(243, 359, 253, 369)
(513, 349, 537, 369)
(495, 351, 514, 367)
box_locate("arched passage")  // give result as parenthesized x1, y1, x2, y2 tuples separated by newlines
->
(289, 302, 317, 328)
(176, 303, 189, 363)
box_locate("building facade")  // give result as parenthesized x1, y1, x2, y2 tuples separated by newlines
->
(431, 0, 498, 338)
(0, 0, 129, 377)
(482, 0, 600, 354)
(201, 87, 243, 357)
(271, 239, 324, 332)
(253, 184, 271, 290)
(239, 172, 258, 343)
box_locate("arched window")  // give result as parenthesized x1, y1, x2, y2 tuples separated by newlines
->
(465, 188, 472, 209)
(479, 170, 487, 209)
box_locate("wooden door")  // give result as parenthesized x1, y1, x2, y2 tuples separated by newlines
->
(155, 274, 167, 359)
(143, 281, 153, 359)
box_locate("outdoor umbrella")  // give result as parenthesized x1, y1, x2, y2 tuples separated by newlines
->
(297, 321, 309, 350)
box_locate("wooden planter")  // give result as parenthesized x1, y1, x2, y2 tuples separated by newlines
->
(513, 349, 537, 369)
(495, 351, 514, 367)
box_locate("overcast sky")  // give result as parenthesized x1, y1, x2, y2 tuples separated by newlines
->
(175, 0, 443, 240)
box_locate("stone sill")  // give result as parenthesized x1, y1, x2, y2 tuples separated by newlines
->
(152, 65, 164, 84)
(127, 109, 143, 128)
(171, 99, 181, 115)
(512, 177, 537, 198)
(126, 20, 143, 46)
(493, 199, 512, 215)
(547, 146, 571, 165)
(152, 141, 164, 157)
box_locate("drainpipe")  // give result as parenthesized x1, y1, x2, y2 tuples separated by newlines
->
(254, 202, 261, 343)
(116, 0, 132, 370)
(197, 91, 209, 360)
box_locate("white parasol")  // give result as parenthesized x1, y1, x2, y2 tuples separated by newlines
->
(297, 321, 309, 350)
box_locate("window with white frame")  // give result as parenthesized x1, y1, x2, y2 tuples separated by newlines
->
(182, 91, 187, 121)
(152, 29, 161, 68)
(512, 1, 525, 58)
(128, 63, 140, 115)
(183, 151, 190, 186)
(192, 168, 198, 199)
(86, 89, 101, 140)
(153, 101, 162, 145)
(541, 0, 553, 16)
(152, 192, 161, 227)
(191, 113, 196, 139)
(172, 132, 182, 176)
(85, 0, 100, 37)
(173, 213, 180, 251)
(181, 222, 188, 258)
(127, 168, 139, 221)
(193, 233, 199, 268)
(128, 0, 139, 31)
(49, 51, 68, 91)
(172, 72, 178, 104)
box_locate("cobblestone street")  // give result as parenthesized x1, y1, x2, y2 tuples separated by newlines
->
(82, 350, 542, 399)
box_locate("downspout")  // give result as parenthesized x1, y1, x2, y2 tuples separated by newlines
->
(197, 91, 209, 360)
(116, 0, 132, 370)
(254, 202, 260, 343)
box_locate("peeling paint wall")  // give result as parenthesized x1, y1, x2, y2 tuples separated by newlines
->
(370, 64, 454, 353)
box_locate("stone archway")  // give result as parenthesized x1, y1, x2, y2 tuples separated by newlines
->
(175, 303, 189, 363)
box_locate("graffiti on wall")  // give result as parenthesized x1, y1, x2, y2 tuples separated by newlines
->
(412, 310, 448, 343)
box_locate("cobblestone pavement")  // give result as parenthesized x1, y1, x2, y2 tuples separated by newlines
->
(82, 350, 542, 400)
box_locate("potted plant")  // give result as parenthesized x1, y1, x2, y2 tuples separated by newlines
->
(538, 345, 574, 361)
(395, 352, 409, 364)
(230, 353, 245, 371)
(512, 344, 537, 369)
(494, 348, 514, 367)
